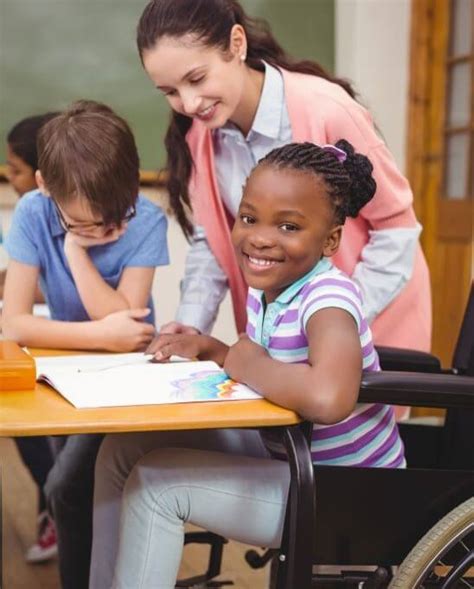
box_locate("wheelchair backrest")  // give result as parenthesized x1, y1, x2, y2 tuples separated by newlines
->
(452, 283, 474, 376)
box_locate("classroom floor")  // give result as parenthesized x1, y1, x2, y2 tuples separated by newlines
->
(1, 437, 268, 589)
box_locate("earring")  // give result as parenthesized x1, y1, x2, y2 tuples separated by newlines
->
(240, 54, 246, 62)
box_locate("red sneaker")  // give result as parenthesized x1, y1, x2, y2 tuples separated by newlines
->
(25, 511, 58, 563)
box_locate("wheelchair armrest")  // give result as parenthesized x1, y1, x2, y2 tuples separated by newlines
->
(375, 346, 442, 373)
(358, 371, 474, 410)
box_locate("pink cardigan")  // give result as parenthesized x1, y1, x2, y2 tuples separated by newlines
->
(186, 69, 432, 351)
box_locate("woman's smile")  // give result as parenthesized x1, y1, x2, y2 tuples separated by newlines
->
(195, 102, 219, 122)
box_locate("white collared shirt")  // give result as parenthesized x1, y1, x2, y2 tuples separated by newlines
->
(213, 62, 292, 216)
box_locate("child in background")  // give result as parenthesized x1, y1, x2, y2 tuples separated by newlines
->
(1, 112, 58, 299)
(90, 141, 406, 588)
(3, 99, 168, 588)
(3, 112, 59, 564)
(6, 113, 59, 197)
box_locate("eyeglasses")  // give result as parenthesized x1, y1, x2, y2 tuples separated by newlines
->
(53, 202, 136, 233)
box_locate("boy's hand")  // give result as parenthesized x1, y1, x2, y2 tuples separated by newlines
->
(64, 225, 127, 250)
(98, 308, 156, 352)
(146, 333, 228, 365)
(159, 321, 200, 335)
(224, 334, 268, 382)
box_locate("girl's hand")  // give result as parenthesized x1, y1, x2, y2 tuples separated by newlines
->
(98, 308, 156, 352)
(64, 225, 127, 250)
(146, 333, 228, 364)
(159, 321, 200, 335)
(224, 334, 268, 382)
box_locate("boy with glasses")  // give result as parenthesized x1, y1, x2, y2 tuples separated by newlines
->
(2, 99, 168, 589)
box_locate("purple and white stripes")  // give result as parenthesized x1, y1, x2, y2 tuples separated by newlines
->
(247, 263, 405, 468)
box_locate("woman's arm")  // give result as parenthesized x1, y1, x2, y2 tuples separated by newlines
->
(351, 223, 421, 322)
(321, 97, 425, 321)
(224, 308, 362, 424)
(173, 226, 229, 334)
(2, 260, 155, 351)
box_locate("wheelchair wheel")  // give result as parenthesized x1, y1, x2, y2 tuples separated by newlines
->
(390, 497, 474, 588)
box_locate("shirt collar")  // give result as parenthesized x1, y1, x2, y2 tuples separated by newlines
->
(255, 257, 332, 308)
(216, 61, 284, 141)
(248, 62, 284, 140)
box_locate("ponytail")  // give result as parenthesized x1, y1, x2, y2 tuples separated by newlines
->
(164, 112, 194, 239)
(335, 139, 376, 220)
(228, 0, 356, 99)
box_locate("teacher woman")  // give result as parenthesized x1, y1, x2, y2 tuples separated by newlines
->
(141, 0, 431, 350)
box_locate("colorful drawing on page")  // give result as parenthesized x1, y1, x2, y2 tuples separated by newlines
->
(169, 370, 254, 402)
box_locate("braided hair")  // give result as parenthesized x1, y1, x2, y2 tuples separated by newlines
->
(257, 140, 376, 224)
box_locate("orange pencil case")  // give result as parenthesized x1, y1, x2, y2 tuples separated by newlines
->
(0, 341, 36, 391)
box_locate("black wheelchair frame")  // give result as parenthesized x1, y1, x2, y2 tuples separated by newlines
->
(177, 286, 474, 589)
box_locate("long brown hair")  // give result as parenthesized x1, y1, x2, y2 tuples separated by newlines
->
(137, 0, 356, 239)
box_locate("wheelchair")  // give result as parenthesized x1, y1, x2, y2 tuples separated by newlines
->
(177, 285, 474, 589)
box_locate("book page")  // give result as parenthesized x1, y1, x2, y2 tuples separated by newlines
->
(35, 353, 261, 409)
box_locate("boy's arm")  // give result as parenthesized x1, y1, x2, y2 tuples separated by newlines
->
(2, 260, 155, 351)
(34, 284, 45, 304)
(0, 269, 5, 299)
(64, 232, 155, 320)
(224, 308, 362, 424)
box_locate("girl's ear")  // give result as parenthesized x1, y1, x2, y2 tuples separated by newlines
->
(35, 170, 50, 196)
(322, 225, 342, 257)
(229, 24, 247, 61)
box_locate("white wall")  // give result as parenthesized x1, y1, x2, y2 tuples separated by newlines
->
(335, 0, 411, 172)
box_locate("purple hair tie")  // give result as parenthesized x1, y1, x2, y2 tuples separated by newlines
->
(321, 144, 347, 163)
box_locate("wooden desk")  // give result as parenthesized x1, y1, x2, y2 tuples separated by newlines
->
(0, 348, 300, 437)
(0, 347, 310, 589)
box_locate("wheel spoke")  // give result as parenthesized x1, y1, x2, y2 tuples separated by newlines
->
(387, 499, 474, 589)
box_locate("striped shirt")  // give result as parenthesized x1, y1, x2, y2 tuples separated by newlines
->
(247, 258, 406, 468)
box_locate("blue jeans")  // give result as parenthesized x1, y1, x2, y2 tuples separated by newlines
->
(14, 436, 56, 513)
(44, 434, 104, 589)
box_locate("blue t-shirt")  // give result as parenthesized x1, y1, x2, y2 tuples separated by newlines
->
(4, 190, 169, 325)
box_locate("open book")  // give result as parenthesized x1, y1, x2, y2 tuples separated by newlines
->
(34, 353, 261, 409)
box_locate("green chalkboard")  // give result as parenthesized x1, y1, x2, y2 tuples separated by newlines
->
(0, 0, 334, 171)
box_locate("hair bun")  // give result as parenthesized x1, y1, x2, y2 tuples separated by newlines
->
(335, 139, 376, 217)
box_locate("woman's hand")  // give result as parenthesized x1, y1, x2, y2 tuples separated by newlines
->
(146, 333, 228, 365)
(97, 308, 156, 352)
(159, 321, 200, 335)
(224, 334, 268, 382)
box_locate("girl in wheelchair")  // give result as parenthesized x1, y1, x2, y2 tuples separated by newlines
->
(90, 141, 406, 588)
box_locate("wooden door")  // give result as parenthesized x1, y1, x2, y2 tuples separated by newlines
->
(407, 0, 473, 368)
